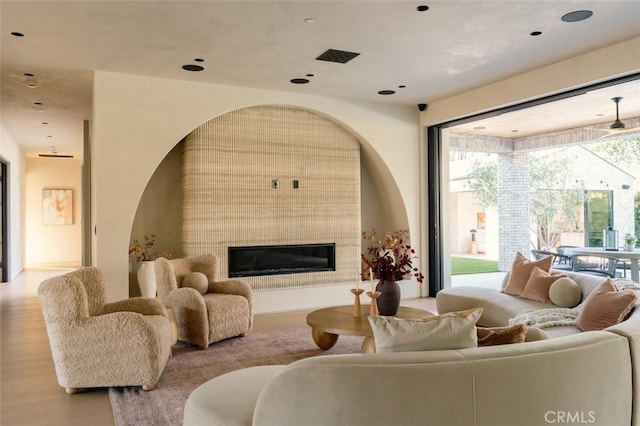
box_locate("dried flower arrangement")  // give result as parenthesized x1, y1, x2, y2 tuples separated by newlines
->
(361, 229, 424, 283)
(128, 234, 172, 263)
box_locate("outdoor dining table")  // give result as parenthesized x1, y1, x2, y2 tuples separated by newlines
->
(563, 247, 640, 283)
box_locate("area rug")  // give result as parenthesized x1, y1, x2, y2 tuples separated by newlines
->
(109, 327, 362, 426)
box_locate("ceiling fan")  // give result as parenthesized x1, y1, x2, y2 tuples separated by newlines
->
(598, 96, 640, 139)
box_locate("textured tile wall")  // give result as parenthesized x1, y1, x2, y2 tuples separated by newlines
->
(183, 105, 361, 290)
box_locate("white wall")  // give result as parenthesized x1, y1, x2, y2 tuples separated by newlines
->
(0, 125, 25, 280)
(92, 72, 421, 302)
(25, 157, 82, 267)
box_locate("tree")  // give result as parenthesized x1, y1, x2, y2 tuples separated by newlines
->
(585, 138, 640, 176)
(466, 154, 583, 250)
(468, 160, 497, 209)
(528, 156, 584, 250)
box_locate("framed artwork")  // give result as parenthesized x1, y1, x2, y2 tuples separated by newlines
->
(42, 188, 73, 225)
(477, 212, 486, 230)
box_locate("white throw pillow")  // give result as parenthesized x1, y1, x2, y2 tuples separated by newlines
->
(548, 277, 581, 308)
(368, 308, 483, 353)
(182, 272, 208, 295)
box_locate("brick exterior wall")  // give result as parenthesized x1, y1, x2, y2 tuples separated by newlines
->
(497, 152, 531, 271)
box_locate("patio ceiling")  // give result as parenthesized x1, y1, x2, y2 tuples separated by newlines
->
(449, 77, 640, 139)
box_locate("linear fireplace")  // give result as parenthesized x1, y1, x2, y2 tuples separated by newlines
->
(228, 243, 336, 277)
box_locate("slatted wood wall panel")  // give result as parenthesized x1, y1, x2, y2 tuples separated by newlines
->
(183, 105, 361, 291)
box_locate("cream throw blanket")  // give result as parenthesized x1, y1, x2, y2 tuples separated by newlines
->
(509, 307, 580, 329)
(508, 279, 640, 329)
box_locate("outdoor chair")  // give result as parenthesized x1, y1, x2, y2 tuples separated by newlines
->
(531, 249, 555, 261)
(554, 245, 577, 269)
(530, 249, 568, 270)
(571, 255, 619, 278)
(616, 259, 631, 278)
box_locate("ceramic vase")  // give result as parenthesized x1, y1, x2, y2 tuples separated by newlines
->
(137, 260, 157, 298)
(375, 280, 401, 316)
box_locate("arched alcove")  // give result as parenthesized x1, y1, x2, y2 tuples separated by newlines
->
(129, 105, 410, 295)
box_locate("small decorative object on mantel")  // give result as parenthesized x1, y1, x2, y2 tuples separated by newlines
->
(361, 229, 424, 316)
(625, 234, 636, 252)
(128, 234, 173, 298)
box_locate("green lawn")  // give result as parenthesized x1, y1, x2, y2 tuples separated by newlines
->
(451, 256, 499, 275)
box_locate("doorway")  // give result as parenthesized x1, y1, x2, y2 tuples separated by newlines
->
(1, 160, 8, 282)
(585, 190, 614, 247)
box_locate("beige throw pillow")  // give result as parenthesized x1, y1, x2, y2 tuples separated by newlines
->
(182, 272, 209, 295)
(520, 266, 567, 303)
(368, 308, 483, 353)
(576, 279, 637, 331)
(549, 277, 582, 308)
(525, 327, 550, 342)
(502, 252, 554, 297)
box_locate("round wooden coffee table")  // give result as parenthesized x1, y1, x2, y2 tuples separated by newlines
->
(306, 305, 433, 353)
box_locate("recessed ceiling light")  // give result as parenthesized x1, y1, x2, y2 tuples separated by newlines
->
(511, 130, 519, 133)
(378, 90, 396, 95)
(290, 78, 310, 84)
(304, 18, 317, 24)
(473, 126, 486, 130)
(42, 122, 48, 125)
(24, 72, 34, 77)
(46, 135, 52, 138)
(530, 31, 542, 36)
(10, 32, 24, 37)
(194, 58, 205, 62)
(416, 5, 429, 12)
(398, 85, 406, 88)
(34, 102, 43, 105)
(25, 79, 38, 88)
(182, 64, 204, 72)
(306, 73, 315, 77)
(596, 113, 604, 117)
(561, 10, 593, 23)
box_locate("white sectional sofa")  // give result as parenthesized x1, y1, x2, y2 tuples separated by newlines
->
(183, 271, 640, 426)
(435, 270, 609, 337)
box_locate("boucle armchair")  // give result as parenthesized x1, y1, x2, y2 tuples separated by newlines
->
(38, 267, 173, 394)
(154, 253, 253, 349)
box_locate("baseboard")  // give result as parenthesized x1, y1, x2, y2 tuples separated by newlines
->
(252, 280, 423, 314)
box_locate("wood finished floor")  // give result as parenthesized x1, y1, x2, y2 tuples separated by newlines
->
(0, 268, 437, 426)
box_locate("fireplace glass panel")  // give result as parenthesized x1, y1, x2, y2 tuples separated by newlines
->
(228, 243, 336, 277)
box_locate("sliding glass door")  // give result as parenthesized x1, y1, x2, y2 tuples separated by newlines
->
(426, 74, 639, 295)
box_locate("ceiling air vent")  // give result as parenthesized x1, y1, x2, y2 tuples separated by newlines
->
(38, 154, 74, 158)
(316, 49, 360, 64)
